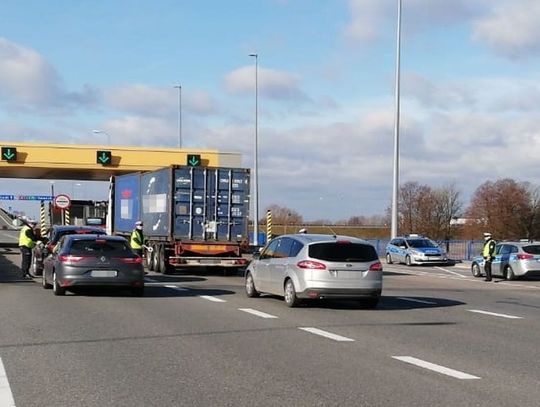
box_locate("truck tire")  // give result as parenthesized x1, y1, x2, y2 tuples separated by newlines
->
(158, 245, 170, 275)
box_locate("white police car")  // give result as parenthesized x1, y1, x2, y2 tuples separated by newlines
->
(385, 234, 448, 266)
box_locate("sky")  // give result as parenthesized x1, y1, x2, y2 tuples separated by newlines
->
(2, 0, 540, 222)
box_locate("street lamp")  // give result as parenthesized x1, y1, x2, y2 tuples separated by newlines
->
(249, 53, 260, 246)
(92, 130, 111, 145)
(391, 0, 402, 239)
(174, 85, 182, 148)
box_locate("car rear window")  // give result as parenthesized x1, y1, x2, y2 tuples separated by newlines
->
(522, 245, 540, 255)
(309, 242, 378, 262)
(52, 229, 105, 243)
(69, 239, 131, 256)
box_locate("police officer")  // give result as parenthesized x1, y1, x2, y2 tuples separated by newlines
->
(19, 219, 38, 279)
(130, 220, 144, 257)
(482, 232, 496, 282)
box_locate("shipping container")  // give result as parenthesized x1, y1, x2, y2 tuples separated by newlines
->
(111, 166, 250, 273)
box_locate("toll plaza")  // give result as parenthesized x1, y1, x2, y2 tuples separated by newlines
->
(0, 141, 244, 245)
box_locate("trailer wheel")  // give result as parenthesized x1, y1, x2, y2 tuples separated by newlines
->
(158, 245, 169, 275)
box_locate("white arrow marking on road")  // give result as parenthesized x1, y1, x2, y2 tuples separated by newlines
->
(468, 309, 523, 319)
(0, 357, 16, 407)
(397, 297, 437, 305)
(392, 356, 480, 380)
(199, 295, 226, 303)
(238, 308, 278, 319)
(298, 327, 355, 342)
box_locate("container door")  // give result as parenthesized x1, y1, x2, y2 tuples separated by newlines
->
(141, 168, 171, 237)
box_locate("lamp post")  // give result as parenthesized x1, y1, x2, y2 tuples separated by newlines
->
(249, 53, 259, 246)
(391, 0, 402, 239)
(92, 130, 111, 145)
(174, 85, 182, 148)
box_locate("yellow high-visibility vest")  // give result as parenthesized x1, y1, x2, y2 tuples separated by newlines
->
(19, 226, 36, 249)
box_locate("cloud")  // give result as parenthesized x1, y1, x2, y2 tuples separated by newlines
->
(344, 0, 479, 43)
(98, 116, 176, 147)
(105, 84, 218, 117)
(0, 37, 97, 112)
(472, 0, 540, 58)
(224, 66, 308, 101)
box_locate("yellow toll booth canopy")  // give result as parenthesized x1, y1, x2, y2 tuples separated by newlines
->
(0, 142, 243, 180)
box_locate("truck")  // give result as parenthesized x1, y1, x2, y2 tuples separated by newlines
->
(108, 165, 251, 274)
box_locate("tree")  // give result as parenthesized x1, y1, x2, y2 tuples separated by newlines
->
(397, 182, 463, 239)
(465, 179, 532, 240)
(264, 204, 303, 225)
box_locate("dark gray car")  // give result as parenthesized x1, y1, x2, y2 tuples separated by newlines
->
(42, 234, 144, 296)
(245, 234, 383, 308)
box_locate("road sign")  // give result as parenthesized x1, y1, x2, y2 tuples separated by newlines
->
(1, 147, 17, 162)
(54, 194, 71, 209)
(187, 154, 201, 167)
(96, 150, 112, 165)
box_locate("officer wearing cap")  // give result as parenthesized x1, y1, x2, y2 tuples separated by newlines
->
(18, 219, 38, 279)
(482, 232, 496, 282)
(130, 221, 144, 257)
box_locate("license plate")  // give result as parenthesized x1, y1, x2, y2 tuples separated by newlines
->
(91, 270, 117, 277)
(200, 259, 220, 265)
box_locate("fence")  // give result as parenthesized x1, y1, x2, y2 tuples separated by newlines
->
(367, 239, 485, 261)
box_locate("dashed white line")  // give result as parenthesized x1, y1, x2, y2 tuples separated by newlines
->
(468, 309, 523, 319)
(397, 297, 437, 305)
(238, 308, 278, 319)
(298, 327, 355, 342)
(0, 357, 16, 407)
(392, 356, 480, 380)
(199, 295, 226, 303)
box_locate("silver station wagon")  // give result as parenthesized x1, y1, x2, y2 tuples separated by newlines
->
(245, 234, 383, 308)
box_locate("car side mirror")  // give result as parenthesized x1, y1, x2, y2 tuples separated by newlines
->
(252, 252, 261, 260)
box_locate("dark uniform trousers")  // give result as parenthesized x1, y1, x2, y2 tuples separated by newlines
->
(20, 246, 32, 277)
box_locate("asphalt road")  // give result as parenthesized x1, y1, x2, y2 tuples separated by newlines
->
(1, 251, 540, 407)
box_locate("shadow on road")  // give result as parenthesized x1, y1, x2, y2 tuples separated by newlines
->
(64, 285, 236, 299)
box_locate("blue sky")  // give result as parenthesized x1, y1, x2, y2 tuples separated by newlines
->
(2, 0, 540, 222)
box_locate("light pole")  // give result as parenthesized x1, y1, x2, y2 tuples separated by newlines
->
(92, 130, 111, 145)
(174, 85, 182, 148)
(391, 0, 402, 239)
(249, 53, 259, 246)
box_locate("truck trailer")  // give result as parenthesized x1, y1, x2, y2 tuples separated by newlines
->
(109, 165, 251, 274)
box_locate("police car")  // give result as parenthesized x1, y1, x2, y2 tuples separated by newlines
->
(385, 234, 448, 266)
(471, 240, 540, 280)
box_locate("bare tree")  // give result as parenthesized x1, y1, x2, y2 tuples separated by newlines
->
(264, 204, 303, 225)
(466, 179, 532, 240)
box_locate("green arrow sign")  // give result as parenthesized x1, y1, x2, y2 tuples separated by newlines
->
(1, 147, 17, 162)
(187, 154, 201, 167)
(96, 150, 112, 165)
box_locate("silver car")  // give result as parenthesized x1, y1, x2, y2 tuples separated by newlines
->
(245, 234, 383, 308)
(42, 234, 145, 296)
(471, 240, 540, 280)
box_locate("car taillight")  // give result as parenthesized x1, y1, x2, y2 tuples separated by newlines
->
(517, 254, 534, 260)
(117, 257, 143, 264)
(297, 260, 327, 270)
(369, 262, 383, 272)
(58, 255, 87, 263)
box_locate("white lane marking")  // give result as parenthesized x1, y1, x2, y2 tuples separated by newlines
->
(164, 285, 187, 291)
(0, 357, 16, 407)
(298, 327, 355, 342)
(434, 266, 467, 278)
(199, 295, 226, 303)
(397, 297, 437, 305)
(238, 308, 278, 319)
(392, 356, 480, 380)
(468, 309, 523, 319)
